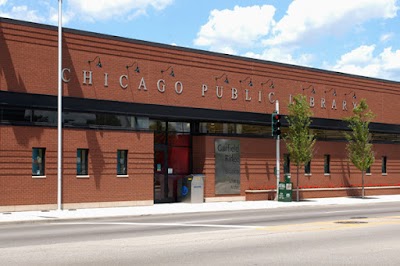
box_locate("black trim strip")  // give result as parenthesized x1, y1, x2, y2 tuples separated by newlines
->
(1, 90, 400, 133)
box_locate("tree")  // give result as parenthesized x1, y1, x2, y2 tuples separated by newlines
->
(284, 94, 315, 201)
(343, 99, 375, 198)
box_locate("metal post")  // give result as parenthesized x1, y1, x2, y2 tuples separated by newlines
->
(57, 0, 63, 211)
(275, 101, 280, 201)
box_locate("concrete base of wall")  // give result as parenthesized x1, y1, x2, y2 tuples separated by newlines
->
(0, 200, 154, 212)
(245, 190, 276, 201)
(63, 200, 154, 210)
(205, 196, 246, 202)
(244, 186, 400, 201)
(299, 186, 400, 199)
(0, 204, 57, 213)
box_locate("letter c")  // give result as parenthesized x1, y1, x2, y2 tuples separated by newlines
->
(62, 68, 71, 82)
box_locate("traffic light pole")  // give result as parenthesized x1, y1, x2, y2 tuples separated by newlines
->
(275, 100, 280, 201)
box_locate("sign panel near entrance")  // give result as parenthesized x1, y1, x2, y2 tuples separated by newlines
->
(214, 139, 240, 195)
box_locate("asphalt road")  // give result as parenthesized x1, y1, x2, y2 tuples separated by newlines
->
(1, 201, 400, 265)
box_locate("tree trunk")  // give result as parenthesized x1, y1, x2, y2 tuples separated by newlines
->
(296, 165, 300, 202)
(361, 170, 365, 198)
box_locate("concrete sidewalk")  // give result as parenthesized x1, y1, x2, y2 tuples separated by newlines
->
(1, 195, 400, 224)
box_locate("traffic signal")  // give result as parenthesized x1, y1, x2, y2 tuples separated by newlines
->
(271, 112, 281, 137)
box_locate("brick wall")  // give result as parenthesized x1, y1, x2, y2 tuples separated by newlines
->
(0, 125, 154, 207)
(193, 136, 400, 199)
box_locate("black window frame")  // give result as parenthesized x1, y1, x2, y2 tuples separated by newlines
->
(117, 150, 128, 176)
(304, 161, 311, 175)
(324, 154, 330, 174)
(32, 147, 46, 176)
(77, 148, 89, 176)
(382, 156, 387, 174)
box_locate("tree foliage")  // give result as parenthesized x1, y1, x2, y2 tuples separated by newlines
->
(343, 99, 375, 198)
(284, 94, 315, 201)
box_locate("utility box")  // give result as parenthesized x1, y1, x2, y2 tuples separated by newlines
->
(180, 174, 205, 203)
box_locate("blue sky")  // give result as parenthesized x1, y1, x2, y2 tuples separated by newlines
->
(1, 0, 400, 81)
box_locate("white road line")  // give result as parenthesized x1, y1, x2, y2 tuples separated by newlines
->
(184, 218, 232, 224)
(324, 210, 354, 214)
(56, 222, 263, 229)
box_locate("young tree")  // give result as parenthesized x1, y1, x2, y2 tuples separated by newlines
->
(343, 99, 375, 198)
(284, 94, 315, 201)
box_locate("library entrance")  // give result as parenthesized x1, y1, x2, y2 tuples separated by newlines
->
(153, 121, 191, 203)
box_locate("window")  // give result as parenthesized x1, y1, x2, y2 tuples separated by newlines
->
(324, 155, 330, 175)
(284, 154, 290, 174)
(32, 148, 45, 176)
(305, 161, 311, 175)
(198, 122, 270, 136)
(382, 156, 387, 175)
(117, 150, 128, 175)
(63, 112, 148, 130)
(2, 107, 31, 122)
(366, 166, 371, 175)
(32, 110, 57, 124)
(77, 149, 89, 176)
(168, 122, 190, 132)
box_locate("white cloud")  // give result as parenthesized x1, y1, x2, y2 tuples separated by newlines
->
(193, 1, 399, 81)
(380, 33, 394, 42)
(336, 45, 376, 65)
(194, 5, 276, 53)
(68, 0, 174, 21)
(48, 6, 74, 25)
(330, 45, 400, 81)
(380, 47, 400, 70)
(264, 0, 398, 46)
(0, 5, 46, 23)
(244, 48, 313, 66)
(0, 0, 173, 25)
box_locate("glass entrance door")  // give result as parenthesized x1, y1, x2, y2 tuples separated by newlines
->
(154, 145, 169, 203)
(153, 121, 192, 203)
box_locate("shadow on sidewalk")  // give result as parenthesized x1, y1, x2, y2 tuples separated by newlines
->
(348, 196, 379, 200)
(292, 199, 317, 202)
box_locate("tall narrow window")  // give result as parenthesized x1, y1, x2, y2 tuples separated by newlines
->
(366, 166, 371, 175)
(305, 161, 311, 175)
(32, 148, 45, 176)
(117, 150, 128, 175)
(382, 156, 387, 175)
(77, 149, 89, 176)
(284, 154, 290, 174)
(324, 154, 330, 175)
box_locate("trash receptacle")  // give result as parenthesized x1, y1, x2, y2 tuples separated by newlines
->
(180, 174, 205, 203)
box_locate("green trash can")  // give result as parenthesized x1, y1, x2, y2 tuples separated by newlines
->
(278, 174, 292, 202)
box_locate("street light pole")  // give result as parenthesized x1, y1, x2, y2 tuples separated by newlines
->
(275, 100, 280, 201)
(57, 0, 63, 211)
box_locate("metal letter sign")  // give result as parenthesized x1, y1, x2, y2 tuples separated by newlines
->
(215, 139, 240, 195)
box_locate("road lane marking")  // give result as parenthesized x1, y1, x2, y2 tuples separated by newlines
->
(183, 218, 232, 224)
(324, 210, 354, 214)
(54, 216, 400, 233)
(56, 222, 263, 229)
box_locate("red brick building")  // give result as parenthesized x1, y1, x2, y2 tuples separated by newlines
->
(1, 17, 400, 211)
